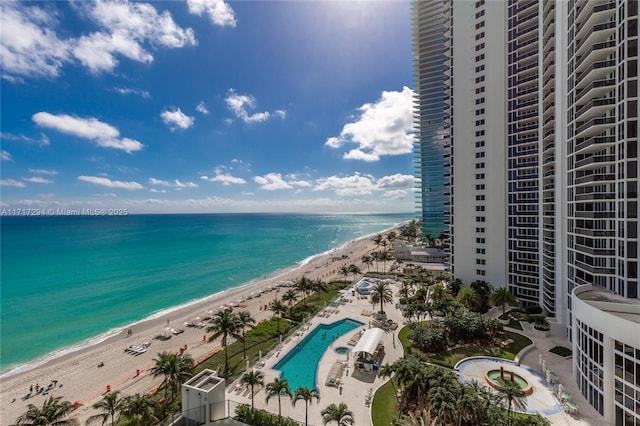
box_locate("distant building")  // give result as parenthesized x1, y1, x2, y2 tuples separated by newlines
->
(395, 243, 447, 264)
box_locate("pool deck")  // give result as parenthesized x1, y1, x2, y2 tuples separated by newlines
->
(226, 283, 610, 426)
(226, 280, 406, 425)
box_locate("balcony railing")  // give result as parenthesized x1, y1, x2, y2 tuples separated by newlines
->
(575, 116, 615, 138)
(574, 135, 615, 154)
(575, 59, 616, 89)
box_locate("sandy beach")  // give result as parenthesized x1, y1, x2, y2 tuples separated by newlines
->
(0, 229, 393, 424)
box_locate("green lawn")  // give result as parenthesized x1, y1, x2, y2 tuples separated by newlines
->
(371, 378, 399, 426)
(427, 330, 532, 368)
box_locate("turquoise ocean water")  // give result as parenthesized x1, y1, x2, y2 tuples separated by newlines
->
(0, 213, 412, 376)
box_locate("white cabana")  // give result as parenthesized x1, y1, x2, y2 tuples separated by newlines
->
(353, 328, 384, 355)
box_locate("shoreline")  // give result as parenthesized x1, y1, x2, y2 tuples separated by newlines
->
(0, 225, 393, 380)
(0, 224, 403, 424)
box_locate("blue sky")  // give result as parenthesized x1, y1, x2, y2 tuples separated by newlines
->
(1, 0, 415, 214)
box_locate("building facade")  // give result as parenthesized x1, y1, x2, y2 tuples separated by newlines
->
(413, 0, 639, 423)
(412, 0, 449, 240)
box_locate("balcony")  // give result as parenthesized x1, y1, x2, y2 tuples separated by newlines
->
(574, 227, 615, 237)
(575, 97, 615, 122)
(575, 21, 616, 57)
(575, 40, 615, 74)
(575, 2, 616, 40)
(575, 154, 616, 172)
(574, 116, 615, 139)
(575, 59, 616, 90)
(574, 173, 616, 186)
(574, 135, 615, 155)
(575, 191, 615, 201)
(576, 243, 615, 257)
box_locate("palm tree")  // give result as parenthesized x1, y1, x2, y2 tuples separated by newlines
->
(292, 387, 320, 426)
(85, 391, 123, 425)
(311, 278, 327, 307)
(265, 378, 292, 421)
(14, 396, 79, 425)
(321, 402, 354, 425)
(150, 351, 194, 402)
(496, 381, 527, 426)
(456, 287, 480, 311)
(491, 287, 518, 315)
(340, 265, 350, 280)
(120, 394, 158, 426)
(295, 276, 313, 306)
(348, 264, 361, 282)
(237, 310, 256, 360)
(240, 370, 264, 410)
(397, 407, 436, 426)
(373, 234, 384, 249)
(361, 254, 373, 272)
(269, 299, 288, 335)
(281, 288, 299, 314)
(370, 281, 393, 315)
(207, 310, 242, 375)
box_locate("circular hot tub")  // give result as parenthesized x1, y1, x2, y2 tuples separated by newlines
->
(334, 346, 350, 355)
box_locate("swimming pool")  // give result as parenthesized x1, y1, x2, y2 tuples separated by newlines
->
(356, 279, 374, 295)
(273, 318, 363, 392)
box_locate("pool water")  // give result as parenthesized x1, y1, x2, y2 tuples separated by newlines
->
(334, 346, 350, 355)
(273, 319, 363, 392)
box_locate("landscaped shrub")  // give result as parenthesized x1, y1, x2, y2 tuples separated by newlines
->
(235, 404, 299, 426)
(550, 346, 572, 357)
(525, 304, 543, 315)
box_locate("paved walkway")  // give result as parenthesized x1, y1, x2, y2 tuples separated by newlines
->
(457, 357, 564, 416)
(485, 309, 609, 426)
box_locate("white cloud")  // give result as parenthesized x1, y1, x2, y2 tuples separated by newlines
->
(325, 86, 414, 161)
(0, 3, 71, 79)
(1, 132, 50, 146)
(187, 0, 237, 27)
(225, 89, 286, 124)
(23, 176, 53, 184)
(28, 169, 58, 175)
(376, 173, 415, 190)
(73, 1, 196, 73)
(200, 173, 247, 185)
(0, 1, 196, 79)
(196, 101, 209, 115)
(314, 173, 377, 196)
(1, 150, 12, 161)
(160, 108, 195, 131)
(149, 177, 198, 188)
(32, 112, 144, 153)
(78, 175, 144, 190)
(253, 173, 293, 190)
(1, 179, 26, 187)
(114, 87, 150, 98)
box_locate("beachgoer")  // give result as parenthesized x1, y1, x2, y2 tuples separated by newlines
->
(35, 384, 39, 392)
(30, 385, 33, 393)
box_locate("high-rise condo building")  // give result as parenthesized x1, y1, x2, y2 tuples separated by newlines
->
(412, 0, 449, 240)
(413, 0, 639, 424)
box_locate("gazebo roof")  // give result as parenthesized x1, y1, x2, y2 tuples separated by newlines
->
(352, 327, 384, 355)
